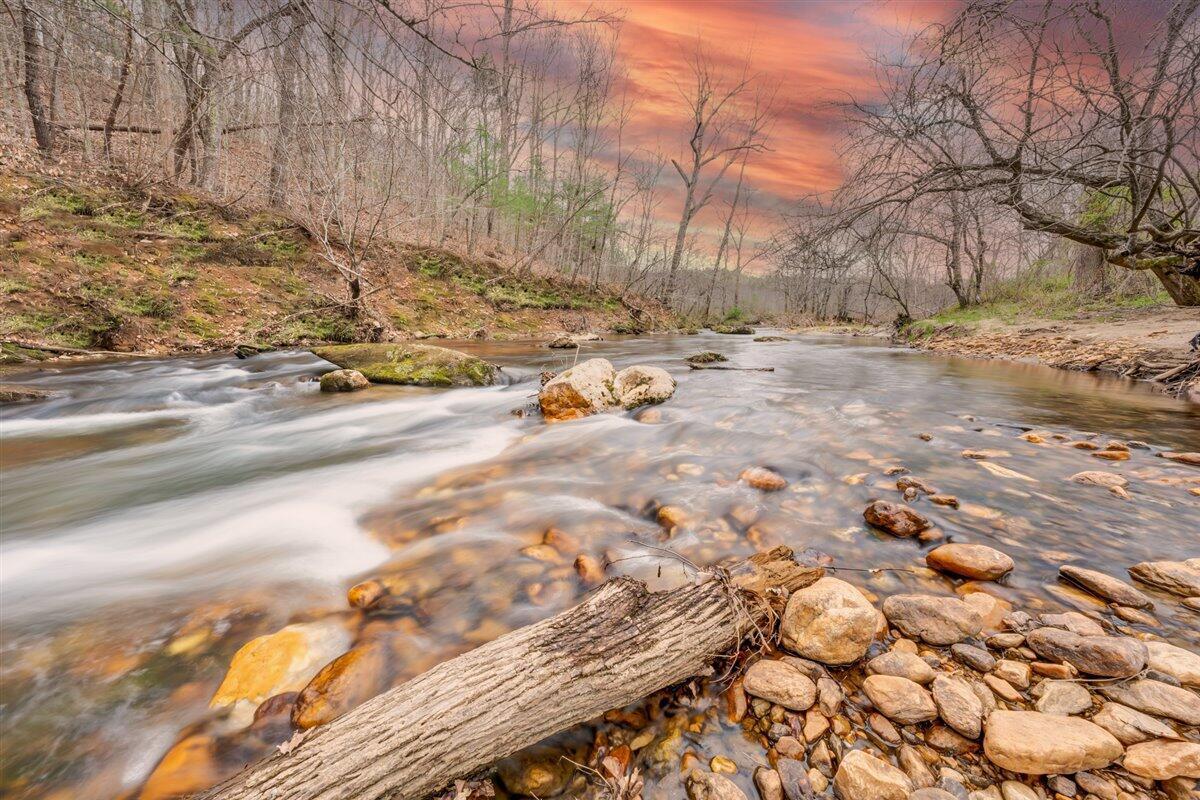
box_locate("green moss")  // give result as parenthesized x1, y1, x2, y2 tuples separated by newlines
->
(0, 342, 54, 364)
(161, 216, 212, 241)
(124, 291, 178, 320)
(277, 313, 357, 344)
(311, 343, 497, 386)
(95, 208, 146, 229)
(0, 278, 33, 294)
(184, 313, 221, 339)
(20, 189, 93, 221)
(73, 252, 110, 272)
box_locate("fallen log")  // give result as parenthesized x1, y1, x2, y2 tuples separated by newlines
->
(199, 547, 821, 800)
(687, 364, 776, 372)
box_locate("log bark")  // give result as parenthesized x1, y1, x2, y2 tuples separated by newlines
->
(199, 547, 821, 800)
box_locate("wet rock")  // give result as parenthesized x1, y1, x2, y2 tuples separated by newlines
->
(1091, 449, 1129, 461)
(869, 712, 902, 746)
(932, 675, 984, 739)
(777, 759, 816, 800)
(1111, 604, 1157, 626)
(1091, 701, 1180, 745)
(834, 749, 914, 800)
(803, 708, 829, 741)
(754, 766, 783, 800)
(982, 710, 1123, 774)
(312, 343, 497, 386)
(754, 335, 788, 342)
(1025, 627, 1146, 678)
(780, 577, 877, 665)
(1121, 740, 1200, 780)
(950, 644, 996, 672)
(817, 676, 845, 716)
(743, 659, 817, 711)
(1058, 565, 1152, 609)
(1031, 680, 1091, 715)
(546, 333, 602, 348)
(319, 369, 369, 392)
(1128, 559, 1200, 597)
(686, 770, 749, 800)
(210, 620, 352, 726)
(864, 501, 932, 537)
(497, 745, 576, 797)
(897, 476, 937, 494)
(712, 324, 754, 335)
(929, 495, 959, 507)
(573, 553, 605, 585)
(741, 467, 788, 491)
(927, 724, 978, 754)
(1069, 471, 1130, 496)
(864, 675, 938, 724)
(961, 449, 1010, 459)
(139, 734, 220, 800)
(0, 384, 53, 403)
(685, 351, 727, 364)
(710, 755, 737, 774)
(882, 595, 984, 645)
(1145, 640, 1200, 687)
(1159, 451, 1200, 466)
(927, 544, 1014, 581)
(868, 651, 937, 685)
(998, 783, 1038, 800)
(898, 744, 935, 788)
(1099, 678, 1200, 725)
(292, 641, 390, 729)
(614, 365, 676, 409)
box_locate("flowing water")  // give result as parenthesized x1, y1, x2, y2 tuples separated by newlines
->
(2, 333, 1198, 798)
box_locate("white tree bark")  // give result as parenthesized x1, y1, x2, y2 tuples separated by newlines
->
(200, 548, 821, 800)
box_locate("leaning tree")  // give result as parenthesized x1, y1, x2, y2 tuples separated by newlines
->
(841, 0, 1200, 305)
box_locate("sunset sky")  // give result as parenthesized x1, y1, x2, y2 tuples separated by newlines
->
(590, 0, 956, 245)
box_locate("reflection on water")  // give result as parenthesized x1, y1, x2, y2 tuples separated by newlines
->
(1, 333, 1198, 798)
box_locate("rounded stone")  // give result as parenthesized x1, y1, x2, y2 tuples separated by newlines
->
(982, 710, 1123, 775)
(927, 544, 1014, 581)
(780, 577, 877, 665)
(863, 674, 938, 724)
(741, 659, 817, 711)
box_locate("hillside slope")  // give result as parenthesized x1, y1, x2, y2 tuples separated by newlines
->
(0, 171, 670, 363)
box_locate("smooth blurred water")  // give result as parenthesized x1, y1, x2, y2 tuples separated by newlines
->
(1, 333, 1198, 798)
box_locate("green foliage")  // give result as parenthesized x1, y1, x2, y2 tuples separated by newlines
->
(277, 313, 357, 344)
(20, 190, 93, 221)
(161, 216, 212, 241)
(0, 278, 33, 294)
(124, 291, 178, 320)
(723, 306, 747, 322)
(72, 251, 110, 271)
(95, 208, 146, 229)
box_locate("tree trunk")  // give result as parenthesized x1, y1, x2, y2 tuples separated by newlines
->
(268, 15, 303, 206)
(200, 548, 821, 800)
(103, 17, 134, 162)
(1150, 263, 1200, 307)
(1072, 245, 1109, 296)
(20, 0, 54, 155)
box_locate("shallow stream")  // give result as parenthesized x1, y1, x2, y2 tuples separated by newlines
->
(2, 333, 1198, 798)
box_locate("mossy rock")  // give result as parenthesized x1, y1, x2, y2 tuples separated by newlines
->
(711, 324, 754, 335)
(311, 343, 498, 387)
(685, 351, 727, 365)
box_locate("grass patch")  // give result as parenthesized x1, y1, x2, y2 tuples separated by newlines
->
(161, 216, 212, 241)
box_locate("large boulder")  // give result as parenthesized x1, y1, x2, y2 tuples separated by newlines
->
(982, 711, 1123, 775)
(1025, 627, 1147, 678)
(833, 750, 913, 800)
(538, 358, 675, 422)
(881, 595, 983, 645)
(312, 343, 497, 387)
(614, 364, 676, 409)
(780, 577, 877, 665)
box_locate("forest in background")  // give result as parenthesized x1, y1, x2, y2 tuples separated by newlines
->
(2, 0, 1198, 335)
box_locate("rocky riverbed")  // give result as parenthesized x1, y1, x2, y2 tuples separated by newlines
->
(1, 333, 1197, 799)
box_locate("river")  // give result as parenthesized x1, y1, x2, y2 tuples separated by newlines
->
(2, 333, 1198, 798)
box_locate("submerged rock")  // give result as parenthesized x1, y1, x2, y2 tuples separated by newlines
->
(740, 466, 787, 491)
(319, 369, 369, 392)
(496, 744, 577, 797)
(926, 544, 1014, 581)
(291, 641, 392, 729)
(1128, 559, 1200, 597)
(982, 710, 1123, 775)
(538, 358, 675, 422)
(780, 577, 877, 665)
(0, 384, 54, 403)
(546, 332, 602, 348)
(312, 343, 497, 386)
(209, 619, 351, 726)
(686, 770, 749, 800)
(863, 501, 931, 537)
(754, 335, 788, 342)
(1058, 565, 1152, 608)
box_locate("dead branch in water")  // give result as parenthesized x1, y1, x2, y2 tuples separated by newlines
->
(198, 547, 821, 800)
